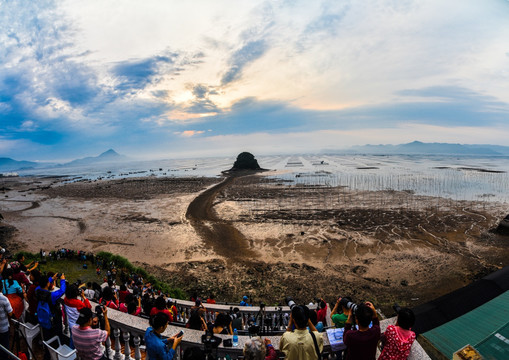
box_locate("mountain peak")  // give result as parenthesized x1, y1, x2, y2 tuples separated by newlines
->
(99, 149, 120, 158)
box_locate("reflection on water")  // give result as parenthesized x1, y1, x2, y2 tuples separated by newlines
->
(16, 154, 509, 203)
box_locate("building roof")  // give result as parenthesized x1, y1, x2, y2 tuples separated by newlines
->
(474, 321, 509, 360)
(422, 290, 509, 359)
(412, 265, 509, 334)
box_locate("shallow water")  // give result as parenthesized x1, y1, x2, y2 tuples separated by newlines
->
(16, 154, 509, 203)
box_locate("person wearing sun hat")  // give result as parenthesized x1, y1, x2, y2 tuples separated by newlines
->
(72, 306, 111, 360)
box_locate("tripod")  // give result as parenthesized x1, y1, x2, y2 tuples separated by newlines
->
(254, 306, 266, 335)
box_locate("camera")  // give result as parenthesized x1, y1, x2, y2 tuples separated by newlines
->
(229, 313, 240, 321)
(201, 331, 222, 354)
(95, 305, 106, 329)
(248, 324, 260, 337)
(339, 298, 359, 314)
(285, 296, 297, 310)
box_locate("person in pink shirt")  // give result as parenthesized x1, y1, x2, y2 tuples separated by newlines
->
(378, 308, 416, 360)
(119, 294, 142, 316)
(73, 307, 110, 360)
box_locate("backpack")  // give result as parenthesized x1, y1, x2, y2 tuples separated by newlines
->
(36, 289, 55, 329)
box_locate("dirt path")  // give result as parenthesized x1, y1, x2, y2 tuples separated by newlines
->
(186, 175, 257, 259)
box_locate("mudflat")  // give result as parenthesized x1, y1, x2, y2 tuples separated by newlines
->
(1, 174, 508, 313)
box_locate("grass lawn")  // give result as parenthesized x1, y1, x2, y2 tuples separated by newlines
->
(35, 259, 103, 286)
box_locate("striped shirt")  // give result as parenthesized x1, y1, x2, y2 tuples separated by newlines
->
(0, 293, 13, 333)
(71, 325, 108, 360)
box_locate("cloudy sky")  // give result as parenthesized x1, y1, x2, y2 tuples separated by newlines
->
(1, 0, 509, 161)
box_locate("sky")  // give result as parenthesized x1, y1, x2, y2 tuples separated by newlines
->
(1, 0, 509, 161)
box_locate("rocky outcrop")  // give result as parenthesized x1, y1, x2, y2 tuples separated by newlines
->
(496, 214, 509, 235)
(231, 152, 261, 170)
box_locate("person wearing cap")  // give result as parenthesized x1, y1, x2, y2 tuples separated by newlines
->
(145, 312, 182, 360)
(240, 295, 252, 306)
(72, 306, 111, 360)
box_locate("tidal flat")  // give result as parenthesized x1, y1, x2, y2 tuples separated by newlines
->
(1, 171, 508, 314)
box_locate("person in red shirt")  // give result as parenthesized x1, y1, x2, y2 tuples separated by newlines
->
(64, 284, 92, 349)
(99, 286, 119, 310)
(316, 298, 328, 324)
(150, 296, 173, 322)
(206, 294, 216, 304)
(118, 284, 130, 304)
(379, 308, 416, 360)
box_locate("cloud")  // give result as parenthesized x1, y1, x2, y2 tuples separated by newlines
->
(112, 54, 177, 91)
(221, 40, 268, 85)
(192, 84, 209, 99)
(176, 85, 509, 136)
(2, 0, 509, 160)
(20, 120, 36, 131)
(174, 130, 205, 137)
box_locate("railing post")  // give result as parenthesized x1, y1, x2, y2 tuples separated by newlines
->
(123, 331, 133, 360)
(105, 332, 113, 359)
(113, 328, 123, 360)
(133, 335, 142, 360)
(175, 344, 181, 360)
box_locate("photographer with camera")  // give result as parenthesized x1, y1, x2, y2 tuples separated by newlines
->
(329, 297, 353, 360)
(64, 284, 92, 348)
(72, 306, 111, 360)
(231, 307, 243, 331)
(36, 272, 67, 351)
(331, 297, 353, 329)
(316, 298, 328, 325)
(280, 302, 323, 360)
(343, 301, 380, 360)
(208, 312, 233, 335)
(145, 312, 183, 360)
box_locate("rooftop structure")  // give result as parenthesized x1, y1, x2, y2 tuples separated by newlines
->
(421, 290, 509, 359)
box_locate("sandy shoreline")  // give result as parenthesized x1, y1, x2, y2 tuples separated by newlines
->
(1, 174, 508, 313)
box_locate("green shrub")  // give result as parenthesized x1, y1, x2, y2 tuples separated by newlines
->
(15, 250, 186, 299)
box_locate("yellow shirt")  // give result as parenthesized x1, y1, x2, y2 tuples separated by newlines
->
(279, 329, 324, 360)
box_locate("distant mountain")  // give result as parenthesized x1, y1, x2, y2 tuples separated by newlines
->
(64, 149, 128, 166)
(0, 158, 44, 172)
(322, 141, 509, 156)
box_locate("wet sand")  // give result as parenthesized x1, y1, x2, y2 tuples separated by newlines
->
(1, 174, 508, 313)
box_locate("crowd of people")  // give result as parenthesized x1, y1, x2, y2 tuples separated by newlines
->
(0, 247, 418, 360)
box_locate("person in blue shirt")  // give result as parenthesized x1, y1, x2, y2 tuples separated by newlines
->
(145, 313, 183, 360)
(240, 295, 252, 306)
(36, 273, 67, 360)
